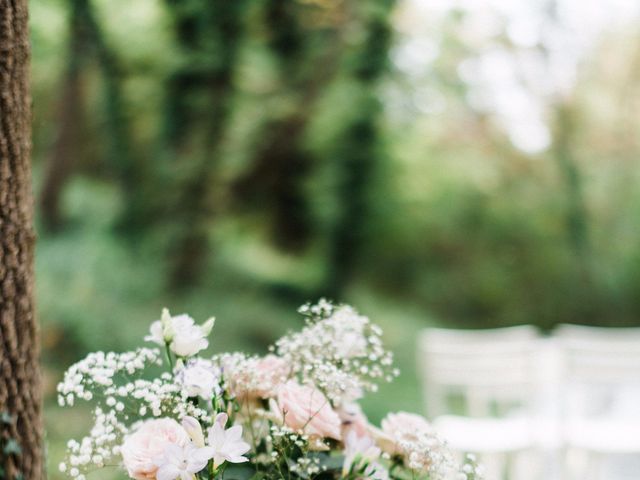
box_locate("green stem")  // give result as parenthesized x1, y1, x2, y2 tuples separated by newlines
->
(165, 343, 174, 371)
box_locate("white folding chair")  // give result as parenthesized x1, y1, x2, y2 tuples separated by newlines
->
(418, 326, 544, 480)
(555, 325, 640, 480)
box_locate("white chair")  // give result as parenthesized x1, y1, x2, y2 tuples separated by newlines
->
(418, 326, 544, 480)
(555, 325, 640, 480)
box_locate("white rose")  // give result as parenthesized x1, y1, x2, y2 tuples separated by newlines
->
(145, 309, 215, 357)
(176, 359, 221, 399)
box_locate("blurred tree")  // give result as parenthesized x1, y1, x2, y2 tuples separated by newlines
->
(166, 0, 246, 288)
(552, 103, 590, 261)
(323, 1, 395, 298)
(233, 0, 345, 252)
(0, 0, 43, 478)
(39, 0, 90, 233)
(544, 0, 598, 321)
(39, 0, 140, 233)
(81, 0, 140, 230)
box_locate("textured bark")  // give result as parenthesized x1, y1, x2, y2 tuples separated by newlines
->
(0, 1, 43, 480)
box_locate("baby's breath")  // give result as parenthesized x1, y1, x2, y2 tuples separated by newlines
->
(274, 300, 398, 405)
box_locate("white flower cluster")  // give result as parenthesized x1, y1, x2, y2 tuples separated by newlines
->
(273, 301, 398, 405)
(214, 352, 260, 397)
(268, 423, 309, 446)
(379, 412, 454, 479)
(214, 352, 288, 400)
(175, 358, 222, 400)
(456, 454, 485, 480)
(57, 348, 162, 407)
(289, 456, 324, 476)
(60, 407, 128, 478)
(57, 304, 483, 480)
(400, 431, 453, 476)
(57, 348, 213, 477)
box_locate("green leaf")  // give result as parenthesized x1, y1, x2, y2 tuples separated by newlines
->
(0, 412, 12, 425)
(315, 453, 345, 471)
(222, 464, 259, 480)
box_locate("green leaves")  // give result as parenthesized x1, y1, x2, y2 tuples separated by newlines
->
(221, 464, 260, 479)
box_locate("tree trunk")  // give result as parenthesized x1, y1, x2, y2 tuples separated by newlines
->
(167, 0, 245, 289)
(232, 0, 344, 253)
(0, 1, 43, 480)
(323, 1, 395, 298)
(553, 102, 590, 260)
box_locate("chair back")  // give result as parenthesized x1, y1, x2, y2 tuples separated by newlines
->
(554, 324, 640, 420)
(418, 325, 540, 418)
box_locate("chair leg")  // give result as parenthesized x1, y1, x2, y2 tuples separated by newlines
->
(509, 449, 542, 480)
(587, 451, 602, 480)
(562, 447, 581, 480)
(479, 452, 505, 480)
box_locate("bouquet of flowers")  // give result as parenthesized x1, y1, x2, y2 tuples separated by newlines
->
(57, 300, 483, 480)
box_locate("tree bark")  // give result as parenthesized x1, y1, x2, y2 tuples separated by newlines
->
(0, 1, 43, 480)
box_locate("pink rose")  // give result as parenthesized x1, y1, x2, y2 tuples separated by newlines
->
(121, 418, 190, 480)
(252, 355, 290, 398)
(225, 355, 290, 400)
(379, 411, 433, 454)
(338, 402, 370, 439)
(275, 381, 342, 440)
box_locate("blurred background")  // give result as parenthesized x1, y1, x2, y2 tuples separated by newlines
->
(32, 0, 640, 478)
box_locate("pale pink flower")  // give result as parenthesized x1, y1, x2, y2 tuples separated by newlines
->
(379, 411, 433, 454)
(274, 381, 342, 440)
(121, 418, 190, 480)
(343, 431, 388, 480)
(339, 402, 370, 439)
(252, 355, 290, 398)
(224, 355, 290, 400)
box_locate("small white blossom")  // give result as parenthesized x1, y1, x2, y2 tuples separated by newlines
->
(205, 413, 250, 469)
(154, 443, 212, 480)
(146, 308, 214, 357)
(175, 359, 221, 399)
(181, 417, 206, 448)
(274, 301, 397, 405)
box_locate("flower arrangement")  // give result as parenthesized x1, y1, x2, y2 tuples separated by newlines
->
(57, 300, 483, 480)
